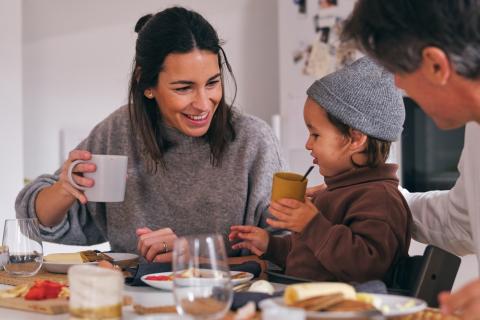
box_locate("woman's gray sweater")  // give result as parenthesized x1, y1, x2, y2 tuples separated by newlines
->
(15, 106, 285, 254)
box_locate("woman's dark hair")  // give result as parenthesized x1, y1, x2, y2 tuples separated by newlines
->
(327, 113, 390, 168)
(128, 7, 236, 171)
(342, 0, 480, 79)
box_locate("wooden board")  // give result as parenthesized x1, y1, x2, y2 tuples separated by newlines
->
(0, 297, 68, 315)
(0, 269, 67, 286)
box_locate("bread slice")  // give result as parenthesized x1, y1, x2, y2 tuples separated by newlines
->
(44, 250, 114, 264)
(43, 253, 84, 264)
(284, 282, 356, 306)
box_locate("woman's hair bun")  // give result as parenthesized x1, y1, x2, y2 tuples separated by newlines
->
(134, 14, 153, 33)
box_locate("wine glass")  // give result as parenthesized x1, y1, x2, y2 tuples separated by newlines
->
(2, 218, 43, 276)
(172, 234, 233, 320)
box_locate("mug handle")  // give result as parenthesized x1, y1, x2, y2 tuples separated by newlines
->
(67, 159, 88, 190)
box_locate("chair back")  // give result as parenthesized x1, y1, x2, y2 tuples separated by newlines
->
(386, 245, 461, 307)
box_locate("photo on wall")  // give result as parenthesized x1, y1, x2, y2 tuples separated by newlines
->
(291, 0, 361, 78)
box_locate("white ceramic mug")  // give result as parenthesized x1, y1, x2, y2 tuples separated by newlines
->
(67, 154, 128, 202)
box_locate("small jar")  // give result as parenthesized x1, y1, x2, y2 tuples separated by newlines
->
(68, 265, 123, 320)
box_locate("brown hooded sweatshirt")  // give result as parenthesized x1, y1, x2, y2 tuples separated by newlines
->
(264, 163, 412, 283)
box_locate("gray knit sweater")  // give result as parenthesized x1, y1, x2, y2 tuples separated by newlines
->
(15, 106, 285, 255)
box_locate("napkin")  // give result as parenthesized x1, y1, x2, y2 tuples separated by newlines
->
(125, 260, 262, 286)
(354, 280, 388, 294)
(232, 291, 283, 310)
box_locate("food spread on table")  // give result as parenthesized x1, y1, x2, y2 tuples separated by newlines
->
(279, 281, 430, 317)
(284, 282, 374, 312)
(144, 269, 250, 281)
(0, 280, 68, 301)
(43, 250, 113, 264)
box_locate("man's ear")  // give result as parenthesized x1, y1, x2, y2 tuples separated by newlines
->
(420, 47, 451, 86)
(348, 128, 367, 152)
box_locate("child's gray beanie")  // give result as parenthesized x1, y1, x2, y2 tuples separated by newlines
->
(306, 57, 405, 142)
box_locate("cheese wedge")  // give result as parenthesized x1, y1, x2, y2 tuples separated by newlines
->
(248, 280, 275, 295)
(43, 252, 84, 264)
(284, 282, 356, 305)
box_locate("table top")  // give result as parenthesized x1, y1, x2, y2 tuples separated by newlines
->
(0, 253, 460, 320)
(0, 283, 462, 320)
(0, 283, 178, 320)
(0, 255, 269, 319)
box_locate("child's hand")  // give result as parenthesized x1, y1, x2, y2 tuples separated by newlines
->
(229, 225, 269, 256)
(267, 198, 318, 233)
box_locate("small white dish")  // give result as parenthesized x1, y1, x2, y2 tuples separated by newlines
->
(43, 252, 139, 274)
(141, 270, 254, 291)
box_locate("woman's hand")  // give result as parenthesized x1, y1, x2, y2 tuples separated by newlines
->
(57, 150, 96, 204)
(136, 227, 178, 263)
(267, 198, 318, 233)
(439, 278, 480, 319)
(229, 225, 269, 256)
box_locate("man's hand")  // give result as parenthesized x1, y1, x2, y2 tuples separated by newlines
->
(439, 278, 480, 320)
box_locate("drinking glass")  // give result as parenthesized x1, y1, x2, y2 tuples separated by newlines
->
(2, 218, 43, 276)
(0, 246, 8, 271)
(172, 234, 233, 320)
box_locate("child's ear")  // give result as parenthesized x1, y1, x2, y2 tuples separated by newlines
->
(348, 129, 368, 152)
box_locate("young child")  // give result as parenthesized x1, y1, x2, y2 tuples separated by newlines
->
(230, 57, 412, 283)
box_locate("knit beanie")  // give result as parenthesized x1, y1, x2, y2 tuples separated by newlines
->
(306, 57, 405, 141)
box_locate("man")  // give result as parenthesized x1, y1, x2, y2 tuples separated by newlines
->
(341, 1, 480, 318)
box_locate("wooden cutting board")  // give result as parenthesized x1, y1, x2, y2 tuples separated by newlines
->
(0, 297, 68, 314)
(0, 269, 67, 286)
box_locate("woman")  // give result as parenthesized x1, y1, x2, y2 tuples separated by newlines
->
(15, 7, 284, 262)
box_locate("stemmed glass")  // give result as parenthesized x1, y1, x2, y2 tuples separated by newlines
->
(2, 218, 43, 277)
(172, 234, 233, 320)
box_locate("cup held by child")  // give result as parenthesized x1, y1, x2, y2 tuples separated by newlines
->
(271, 172, 308, 202)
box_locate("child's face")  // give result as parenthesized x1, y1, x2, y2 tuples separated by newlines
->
(303, 98, 354, 177)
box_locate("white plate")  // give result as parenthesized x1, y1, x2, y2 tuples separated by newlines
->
(141, 270, 254, 291)
(259, 293, 427, 318)
(43, 252, 139, 274)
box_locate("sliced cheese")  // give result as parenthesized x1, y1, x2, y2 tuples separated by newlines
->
(43, 253, 84, 264)
(284, 282, 356, 305)
(0, 284, 30, 298)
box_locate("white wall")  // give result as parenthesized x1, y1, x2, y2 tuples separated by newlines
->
(23, 0, 279, 179)
(0, 0, 24, 231)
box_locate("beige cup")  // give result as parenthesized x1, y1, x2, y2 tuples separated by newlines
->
(271, 172, 307, 202)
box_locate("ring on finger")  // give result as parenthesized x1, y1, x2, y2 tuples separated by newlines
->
(162, 241, 168, 254)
